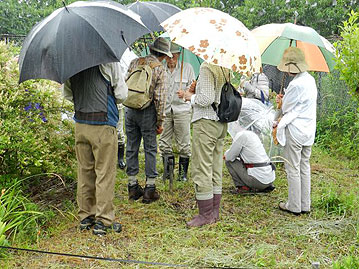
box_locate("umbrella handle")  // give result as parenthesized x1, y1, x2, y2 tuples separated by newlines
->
(121, 31, 131, 51)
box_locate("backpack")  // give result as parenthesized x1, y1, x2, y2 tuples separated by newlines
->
(212, 68, 242, 123)
(124, 58, 162, 110)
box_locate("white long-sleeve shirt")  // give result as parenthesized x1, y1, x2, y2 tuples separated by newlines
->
(62, 62, 128, 104)
(225, 130, 275, 184)
(277, 72, 317, 146)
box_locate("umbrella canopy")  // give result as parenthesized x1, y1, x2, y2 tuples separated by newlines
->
(140, 32, 203, 78)
(19, 0, 150, 84)
(161, 7, 261, 75)
(251, 23, 336, 72)
(127, 1, 181, 32)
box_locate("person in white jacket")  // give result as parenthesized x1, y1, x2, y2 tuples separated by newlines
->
(224, 127, 275, 194)
(274, 47, 317, 215)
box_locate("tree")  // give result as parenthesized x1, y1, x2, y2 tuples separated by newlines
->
(334, 10, 359, 100)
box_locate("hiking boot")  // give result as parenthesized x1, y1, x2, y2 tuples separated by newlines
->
(92, 220, 122, 236)
(118, 144, 126, 170)
(178, 157, 189, 182)
(79, 216, 95, 230)
(128, 183, 144, 200)
(142, 185, 160, 204)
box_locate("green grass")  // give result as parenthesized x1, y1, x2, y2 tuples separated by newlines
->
(1, 144, 359, 268)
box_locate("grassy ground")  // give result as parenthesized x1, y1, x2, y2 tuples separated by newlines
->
(1, 140, 359, 268)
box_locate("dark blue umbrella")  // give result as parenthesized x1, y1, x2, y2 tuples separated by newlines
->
(19, 1, 150, 84)
(126, 1, 181, 32)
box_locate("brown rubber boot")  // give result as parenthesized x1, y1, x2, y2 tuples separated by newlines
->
(187, 198, 215, 227)
(213, 194, 221, 222)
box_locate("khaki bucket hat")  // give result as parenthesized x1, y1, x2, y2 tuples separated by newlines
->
(170, 42, 181, 54)
(277, 47, 308, 73)
(148, 37, 173, 58)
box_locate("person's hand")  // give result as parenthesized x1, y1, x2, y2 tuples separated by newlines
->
(177, 90, 194, 101)
(156, 125, 163, 135)
(223, 155, 226, 160)
(276, 94, 283, 104)
(272, 121, 278, 128)
(177, 89, 185, 99)
(188, 80, 196, 93)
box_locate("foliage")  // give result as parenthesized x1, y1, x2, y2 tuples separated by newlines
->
(333, 247, 359, 269)
(315, 72, 359, 160)
(334, 10, 359, 101)
(235, 0, 358, 37)
(0, 177, 45, 244)
(0, 41, 76, 178)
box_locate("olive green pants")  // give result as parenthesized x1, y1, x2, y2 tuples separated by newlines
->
(191, 119, 227, 200)
(75, 123, 117, 226)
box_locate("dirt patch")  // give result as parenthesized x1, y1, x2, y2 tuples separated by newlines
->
(27, 174, 76, 210)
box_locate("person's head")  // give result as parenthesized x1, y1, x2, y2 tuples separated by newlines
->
(277, 47, 308, 75)
(148, 37, 172, 61)
(166, 43, 181, 69)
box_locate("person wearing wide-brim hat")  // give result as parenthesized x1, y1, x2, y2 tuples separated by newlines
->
(124, 37, 172, 204)
(273, 47, 317, 215)
(159, 42, 195, 183)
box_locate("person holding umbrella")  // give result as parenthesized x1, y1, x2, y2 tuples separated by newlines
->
(62, 62, 128, 235)
(179, 62, 230, 227)
(159, 43, 195, 182)
(273, 47, 317, 215)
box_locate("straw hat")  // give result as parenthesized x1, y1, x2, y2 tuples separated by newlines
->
(277, 47, 308, 73)
(148, 37, 173, 58)
(170, 43, 181, 54)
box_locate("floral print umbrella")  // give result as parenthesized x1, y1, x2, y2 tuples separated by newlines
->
(161, 7, 261, 76)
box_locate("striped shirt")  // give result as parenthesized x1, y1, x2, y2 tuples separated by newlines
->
(190, 62, 231, 123)
(126, 55, 167, 127)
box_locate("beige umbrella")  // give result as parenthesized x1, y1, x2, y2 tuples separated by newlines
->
(161, 7, 261, 76)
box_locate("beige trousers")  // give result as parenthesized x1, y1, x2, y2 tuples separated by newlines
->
(191, 119, 227, 200)
(75, 123, 117, 226)
(159, 111, 192, 158)
(283, 128, 312, 213)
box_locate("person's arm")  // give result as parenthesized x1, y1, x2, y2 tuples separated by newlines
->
(100, 63, 128, 104)
(153, 66, 167, 128)
(224, 132, 245, 162)
(277, 85, 303, 129)
(62, 80, 73, 103)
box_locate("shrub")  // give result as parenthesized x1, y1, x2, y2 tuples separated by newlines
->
(315, 71, 359, 160)
(0, 41, 76, 178)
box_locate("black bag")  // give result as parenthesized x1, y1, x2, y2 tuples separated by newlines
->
(212, 68, 242, 123)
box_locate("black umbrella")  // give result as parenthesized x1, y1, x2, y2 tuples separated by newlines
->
(262, 64, 294, 94)
(126, 1, 181, 32)
(19, 0, 150, 84)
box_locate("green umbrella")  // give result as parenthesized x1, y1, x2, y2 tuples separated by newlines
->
(252, 23, 336, 72)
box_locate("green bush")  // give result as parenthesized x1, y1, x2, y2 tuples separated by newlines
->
(316, 71, 359, 160)
(0, 41, 76, 178)
(313, 188, 358, 216)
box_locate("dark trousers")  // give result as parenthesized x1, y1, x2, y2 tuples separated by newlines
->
(125, 103, 158, 178)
